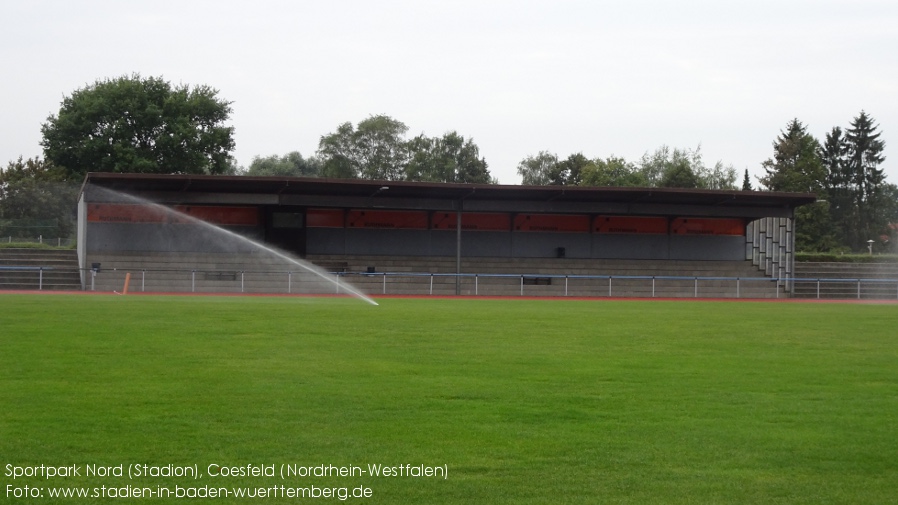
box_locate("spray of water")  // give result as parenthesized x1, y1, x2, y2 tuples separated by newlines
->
(90, 187, 378, 305)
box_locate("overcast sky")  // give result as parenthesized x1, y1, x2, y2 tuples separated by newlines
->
(2, 0, 896, 185)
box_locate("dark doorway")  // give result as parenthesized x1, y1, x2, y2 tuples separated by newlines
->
(263, 206, 307, 256)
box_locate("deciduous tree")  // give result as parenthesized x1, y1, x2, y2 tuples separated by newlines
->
(318, 115, 409, 180)
(405, 132, 491, 184)
(516, 151, 558, 186)
(245, 152, 321, 177)
(41, 74, 235, 178)
(579, 156, 647, 187)
(547, 153, 590, 186)
(0, 157, 77, 238)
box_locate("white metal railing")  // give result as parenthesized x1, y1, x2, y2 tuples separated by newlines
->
(2, 236, 75, 247)
(68, 267, 898, 300)
(0, 266, 52, 290)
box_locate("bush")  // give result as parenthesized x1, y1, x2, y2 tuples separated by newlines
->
(796, 252, 898, 263)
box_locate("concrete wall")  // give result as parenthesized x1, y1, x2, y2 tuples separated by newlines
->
(85, 222, 264, 253)
(306, 228, 746, 261)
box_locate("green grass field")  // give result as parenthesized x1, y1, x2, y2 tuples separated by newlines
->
(1, 294, 897, 504)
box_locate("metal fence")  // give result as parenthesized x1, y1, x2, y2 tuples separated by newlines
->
(69, 267, 898, 299)
(5, 264, 898, 299)
(0, 266, 55, 290)
(1, 236, 76, 247)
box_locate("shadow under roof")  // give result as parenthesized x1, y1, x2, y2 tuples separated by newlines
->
(82, 173, 816, 217)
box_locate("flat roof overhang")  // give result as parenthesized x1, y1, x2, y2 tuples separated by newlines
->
(81, 173, 817, 219)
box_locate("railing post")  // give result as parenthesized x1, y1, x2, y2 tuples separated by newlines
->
(565, 276, 568, 297)
(608, 276, 612, 297)
(142, 270, 146, 292)
(652, 276, 656, 298)
(191, 270, 196, 293)
(241, 271, 245, 293)
(383, 273, 386, 294)
(857, 279, 861, 300)
(520, 275, 524, 296)
(694, 277, 698, 298)
(475, 274, 479, 296)
(39, 267, 43, 290)
(430, 274, 433, 295)
(736, 277, 740, 299)
(288, 272, 292, 294)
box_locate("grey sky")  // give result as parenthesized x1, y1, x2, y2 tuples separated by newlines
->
(2, 0, 896, 185)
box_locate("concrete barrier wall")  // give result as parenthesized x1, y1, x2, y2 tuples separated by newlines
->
(306, 228, 745, 260)
(86, 222, 264, 253)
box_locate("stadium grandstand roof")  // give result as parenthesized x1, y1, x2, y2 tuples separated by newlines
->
(82, 173, 816, 219)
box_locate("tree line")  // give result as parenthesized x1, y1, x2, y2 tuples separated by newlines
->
(1, 74, 895, 252)
(245, 115, 493, 184)
(514, 146, 738, 190)
(758, 113, 896, 252)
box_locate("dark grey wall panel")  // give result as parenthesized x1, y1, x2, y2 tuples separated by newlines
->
(592, 235, 671, 260)
(344, 229, 432, 256)
(511, 233, 592, 258)
(307, 228, 346, 255)
(430, 231, 512, 257)
(669, 235, 744, 260)
(91, 221, 746, 262)
(87, 223, 263, 253)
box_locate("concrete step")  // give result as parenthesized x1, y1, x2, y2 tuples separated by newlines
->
(0, 249, 81, 291)
(81, 251, 780, 298)
(792, 262, 898, 299)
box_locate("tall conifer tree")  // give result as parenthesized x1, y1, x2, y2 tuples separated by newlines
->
(843, 111, 887, 249)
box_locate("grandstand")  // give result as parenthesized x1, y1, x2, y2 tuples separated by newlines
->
(77, 173, 816, 297)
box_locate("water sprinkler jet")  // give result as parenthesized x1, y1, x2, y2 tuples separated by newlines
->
(89, 187, 378, 305)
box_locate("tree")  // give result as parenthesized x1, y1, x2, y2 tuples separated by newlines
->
(547, 153, 590, 186)
(793, 200, 841, 252)
(317, 115, 409, 180)
(639, 146, 696, 187)
(659, 163, 700, 188)
(405, 132, 492, 184)
(640, 146, 704, 189)
(516, 151, 558, 185)
(0, 157, 77, 239)
(579, 156, 647, 187)
(318, 116, 494, 183)
(742, 169, 753, 191)
(245, 152, 321, 177)
(818, 113, 892, 251)
(41, 74, 235, 178)
(843, 111, 887, 250)
(636, 145, 735, 189)
(821, 126, 853, 247)
(759, 119, 837, 251)
(702, 161, 738, 190)
(759, 119, 826, 193)
(317, 122, 358, 179)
